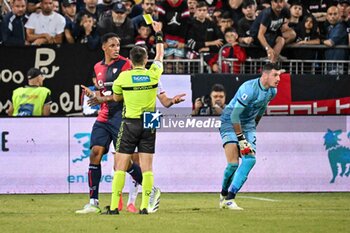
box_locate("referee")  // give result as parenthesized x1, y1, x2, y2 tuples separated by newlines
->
(104, 21, 164, 215)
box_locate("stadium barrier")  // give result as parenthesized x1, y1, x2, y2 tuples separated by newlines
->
(218, 43, 350, 75)
(0, 116, 349, 194)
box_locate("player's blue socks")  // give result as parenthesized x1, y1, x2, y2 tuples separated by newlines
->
(221, 162, 238, 196)
(127, 162, 143, 185)
(88, 164, 101, 200)
(227, 155, 256, 199)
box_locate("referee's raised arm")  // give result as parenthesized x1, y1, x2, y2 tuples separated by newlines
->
(152, 21, 164, 63)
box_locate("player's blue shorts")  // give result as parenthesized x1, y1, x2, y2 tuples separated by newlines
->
(219, 122, 257, 151)
(90, 120, 121, 154)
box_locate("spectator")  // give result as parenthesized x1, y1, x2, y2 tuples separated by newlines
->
(97, 2, 134, 57)
(250, 0, 295, 63)
(203, 0, 219, 15)
(123, 0, 142, 18)
(323, 6, 349, 74)
(292, 14, 320, 60)
(76, 0, 99, 26)
(76, 13, 100, 49)
(187, 1, 224, 73)
(62, 0, 77, 44)
(27, 0, 41, 13)
(96, 0, 115, 16)
(135, 21, 155, 58)
(288, 0, 303, 32)
(187, 0, 198, 18)
(221, 0, 244, 25)
(212, 8, 223, 26)
(1, 0, 29, 46)
(158, 0, 190, 73)
(337, 0, 350, 22)
(221, 27, 247, 73)
(219, 11, 234, 34)
(25, 0, 66, 45)
(53, 0, 59, 12)
(192, 83, 226, 116)
(132, 0, 158, 32)
(8, 68, 51, 116)
(237, 0, 257, 46)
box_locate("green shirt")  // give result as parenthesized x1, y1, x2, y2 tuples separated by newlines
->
(12, 86, 51, 116)
(112, 62, 163, 118)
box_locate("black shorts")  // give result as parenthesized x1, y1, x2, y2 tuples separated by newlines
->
(116, 119, 156, 154)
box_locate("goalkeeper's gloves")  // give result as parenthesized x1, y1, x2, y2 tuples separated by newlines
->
(237, 133, 254, 155)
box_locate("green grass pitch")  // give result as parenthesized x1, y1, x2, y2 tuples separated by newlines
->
(1, 193, 349, 233)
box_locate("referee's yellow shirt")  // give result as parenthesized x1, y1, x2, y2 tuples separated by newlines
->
(112, 62, 163, 119)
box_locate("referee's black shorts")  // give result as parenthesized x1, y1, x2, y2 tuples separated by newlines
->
(115, 118, 156, 154)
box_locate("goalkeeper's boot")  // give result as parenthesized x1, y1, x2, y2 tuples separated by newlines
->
(219, 194, 226, 209)
(222, 199, 243, 210)
(126, 203, 138, 213)
(102, 206, 119, 215)
(148, 187, 161, 213)
(139, 208, 148, 215)
(75, 204, 101, 214)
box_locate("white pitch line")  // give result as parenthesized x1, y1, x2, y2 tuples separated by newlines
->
(239, 196, 280, 202)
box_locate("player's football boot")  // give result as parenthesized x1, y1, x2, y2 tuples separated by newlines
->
(222, 199, 243, 210)
(219, 194, 226, 209)
(148, 187, 161, 213)
(75, 204, 101, 214)
(126, 203, 138, 213)
(102, 206, 119, 215)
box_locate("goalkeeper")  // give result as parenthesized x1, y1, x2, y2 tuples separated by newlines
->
(219, 63, 283, 210)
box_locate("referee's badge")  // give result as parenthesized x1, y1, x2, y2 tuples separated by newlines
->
(113, 68, 118, 74)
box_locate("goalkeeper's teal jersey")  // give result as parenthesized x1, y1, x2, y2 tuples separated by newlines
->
(220, 78, 277, 130)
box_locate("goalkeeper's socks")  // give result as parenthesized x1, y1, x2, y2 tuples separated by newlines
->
(221, 162, 238, 195)
(140, 171, 154, 210)
(230, 155, 256, 193)
(226, 191, 236, 200)
(110, 170, 126, 210)
(88, 163, 101, 200)
(127, 163, 143, 185)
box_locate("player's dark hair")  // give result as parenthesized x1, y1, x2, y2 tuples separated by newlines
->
(101, 33, 120, 44)
(130, 46, 147, 66)
(211, 83, 226, 94)
(263, 63, 280, 72)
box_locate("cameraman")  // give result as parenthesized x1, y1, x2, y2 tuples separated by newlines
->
(192, 83, 226, 116)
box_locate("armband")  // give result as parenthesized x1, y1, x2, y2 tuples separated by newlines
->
(155, 31, 164, 44)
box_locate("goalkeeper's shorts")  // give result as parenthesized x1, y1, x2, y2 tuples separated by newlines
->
(219, 122, 256, 150)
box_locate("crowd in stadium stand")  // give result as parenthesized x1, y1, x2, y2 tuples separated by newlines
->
(1, 0, 349, 72)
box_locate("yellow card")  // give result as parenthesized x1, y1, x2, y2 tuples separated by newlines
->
(143, 14, 153, 25)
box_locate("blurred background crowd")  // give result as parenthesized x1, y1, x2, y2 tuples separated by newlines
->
(1, 0, 349, 74)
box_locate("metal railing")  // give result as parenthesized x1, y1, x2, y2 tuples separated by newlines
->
(147, 54, 205, 74)
(218, 43, 350, 75)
